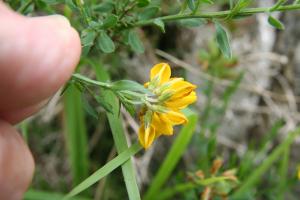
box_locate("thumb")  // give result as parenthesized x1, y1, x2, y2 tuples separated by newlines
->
(0, 2, 81, 122)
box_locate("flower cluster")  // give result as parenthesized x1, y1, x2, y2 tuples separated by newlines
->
(138, 63, 197, 149)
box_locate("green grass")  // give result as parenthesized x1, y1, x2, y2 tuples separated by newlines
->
(92, 60, 141, 200)
(63, 84, 89, 186)
(232, 128, 300, 199)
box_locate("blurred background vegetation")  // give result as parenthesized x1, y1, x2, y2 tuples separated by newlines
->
(6, 0, 300, 199)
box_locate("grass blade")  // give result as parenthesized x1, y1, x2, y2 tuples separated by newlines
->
(25, 189, 91, 200)
(92, 60, 142, 200)
(277, 145, 290, 200)
(63, 84, 89, 186)
(232, 128, 300, 199)
(64, 143, 142, 199)
(143, 109, 198, 200)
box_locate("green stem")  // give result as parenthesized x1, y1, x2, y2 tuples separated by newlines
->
(134, 4, 300, 27)
(71, 74, 111, 88)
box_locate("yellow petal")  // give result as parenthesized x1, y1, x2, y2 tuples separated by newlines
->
(144, 82, 149, 88)
(138, 124, 156, 149)
(165, 91, 197, 109)
(150, 63, 171, 85)
(164, 110, 188, 125)
(152, 112, 173, 136)
(168, 80, 197, 100)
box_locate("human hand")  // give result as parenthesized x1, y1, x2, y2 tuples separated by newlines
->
(0, 2, 81, 199)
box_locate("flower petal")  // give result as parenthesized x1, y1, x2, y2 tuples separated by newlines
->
(152, 112, 173, 136)
(165, 91, 197, 109)
(168, 80, 197, 100)
(150, 63, 171, 85)
(164, 110, 188, 125)
(138, 124, 156, 149)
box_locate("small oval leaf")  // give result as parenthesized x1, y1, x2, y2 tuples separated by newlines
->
(97, 31, 115, 53)
(128, 30, 145, 53)
(153, 18, 165, 33)
(81, 29, 97, 56)
(137, 0, 150, 7)
(102, 14, 118, 29)
(138, 6, 160, 20)
(268, 15, 285, 30)
(187, 0, 196, 11)
(215, 22, 232, 58)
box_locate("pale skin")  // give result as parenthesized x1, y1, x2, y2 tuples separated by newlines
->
(0, 2, 81, 200)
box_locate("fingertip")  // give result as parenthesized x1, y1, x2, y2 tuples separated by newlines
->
(0, 11, 81, 112)
(0, 120, 34, 200)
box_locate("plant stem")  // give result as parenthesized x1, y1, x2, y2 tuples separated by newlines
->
(72, 74, 112, 88)
(134, 4, 300, 27)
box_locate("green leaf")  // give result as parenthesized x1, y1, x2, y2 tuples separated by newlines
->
(128, 30, 145, 53)
(227, 0, 252, 19)
(187, 0, 196, 11)
(201, 0, 213, 4)
(40, 0, 62, 4)
(179, 18, 207, 27)
(137, 0, 150, 7)
(63, 85, 89, 186)
(64, 143, 142, 199)
(118, 94, 136, 116)
(268, 15, 285, 30)
(95, 93, 113, 113)
(215, 22, 232, 58)
(93, 1, 115, 12)
(81, 94, 99, 119)
(25, 189, 91, 200)
(94, 65, 142, 200)
(153, 18, 165, 33)
(138, 6, 160, 20)
(65, 0, 78, 11)
(102, 14, 118, 29)
(81, 29, 97, 56)
(270, 0, 287, 12)
(111, 80, 151, 94)
(97, 31, 115, 53)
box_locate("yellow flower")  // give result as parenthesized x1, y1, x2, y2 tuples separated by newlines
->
(138, 63, 197, 149)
